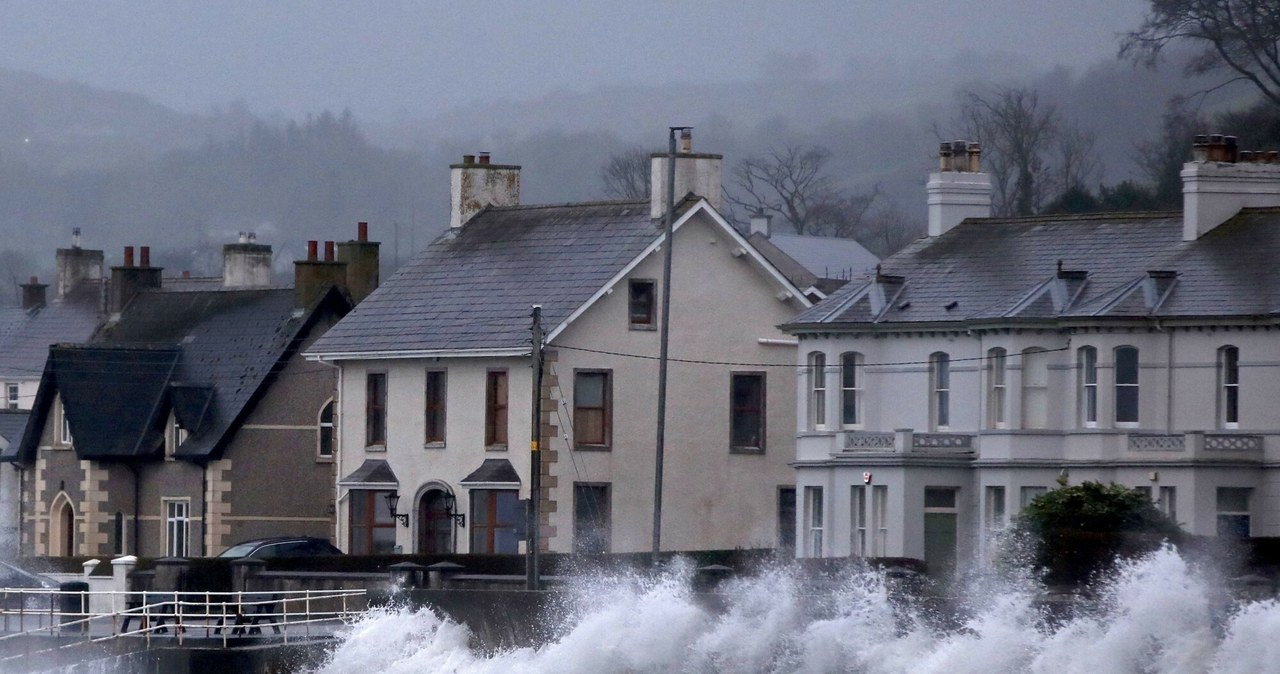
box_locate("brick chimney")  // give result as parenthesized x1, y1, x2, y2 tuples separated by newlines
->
(294, 240, 347, 308)
(20, 277, 47, 310)
(222, 232, 273, 288)
(649, 129, 724, 220)
(335, 221, 380, 304)
(927, 140, 992, 237)
(109, 246, 163, 314)
(450, 152, 521, 229)
(1182, 134, 1280, 240)
(55, 228, 104, 300)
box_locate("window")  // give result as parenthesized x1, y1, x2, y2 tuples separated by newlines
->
(164, 499, 190, 558)
(871, 485, 888, 556)
(348, 489, 396, 554)
(930, 352, 950, 430)
(840, 352, 863, 428)
(58, 396, 73, 446)
(985, 486, 1006, 531)
(5, 384, 17, 410)
(425, 370, 447, 445)
(730, 373, 766, 452)
(165, 413, 187, 458)
(470, 489, 521, 553)
(1078, 346, 1098, 427)
(1021, 347, 1048, 429)
(365, 373, 387, 446)
(987, 348, 1007, 428)
(1218, 346, 1240, 428)
(1114, 346, 1139, 425)
(1020, 486, 1047, 510)
(803, 486, 823, 557)
(778, 487, 796, 553)
(113, 511, 125, 556)
(1158, 486, 1177, 522)
(574, 370, 611, 448)
(850, 486, 868, 556)
(318, 401, 335, 458)
(628, 279, 656, 329)
(485, 370, 509, 447)
(1216, 487, 1252, 538)
(573, 483, 611, 554)
(807, 352, 827, 430)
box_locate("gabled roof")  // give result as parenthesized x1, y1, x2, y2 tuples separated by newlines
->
(4, 286, 350, 463)
(309, 198, 809, 359)
(0, 292, 104, 382)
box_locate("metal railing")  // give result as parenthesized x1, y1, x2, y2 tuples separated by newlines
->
(0, 587, 366, 659)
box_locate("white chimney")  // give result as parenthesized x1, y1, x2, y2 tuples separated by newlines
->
(223, 239, 273, 288)
(750, 212, 772, 237)
(1182, 134, 1280, 240)
(650, 130, 724, 220)
(450, 153, 521, 229)
(927, 140, 992, 237)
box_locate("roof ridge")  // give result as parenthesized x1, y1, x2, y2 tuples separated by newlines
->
(485, 199, 649, 212)
(975, 210, 1178, 225)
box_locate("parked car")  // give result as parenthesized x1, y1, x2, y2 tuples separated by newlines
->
(216, 537, 343, 560)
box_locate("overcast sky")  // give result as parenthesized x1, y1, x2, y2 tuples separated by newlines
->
(3, 1, 1147, 120)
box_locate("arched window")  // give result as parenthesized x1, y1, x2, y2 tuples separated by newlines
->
(1114, 346, 1139, 425)
(1218, 346, 1240, 428)
(986, 348, 1007, 428)
(1078, 346, 1098, 427)
(840, 352, 864, 428)
(807, 352, 827, 430)
(318, 400, 335, 458)
(1021, 347, 1049, 429)
(929, 352, 950, 430)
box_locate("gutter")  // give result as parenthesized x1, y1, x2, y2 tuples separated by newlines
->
(307, 347, 532, 362)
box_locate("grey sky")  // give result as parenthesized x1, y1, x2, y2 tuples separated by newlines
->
(2, 1, 1146, 120)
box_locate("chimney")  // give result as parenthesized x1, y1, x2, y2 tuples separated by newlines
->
(1182, 133, 1280, 240)
(450, 153, 521, 229)
(20, 276, 47, 310)
(294, 239, 347, 308)
(55, 229, 104, 300)
(222, 233, 273, 288)
(336, 221, 381, 304)
(749, 212, 773, 238)
(927, 140, 993, 237)
(109, 245, 163, 314)
(649, 129, 724, 220)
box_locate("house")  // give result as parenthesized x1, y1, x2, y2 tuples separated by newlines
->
(744, 213, 880, 301)
(0, 231, 107, 554)
(784, 136, 1280, 573)
(1, 226, 379, 557)
(306, 138, 812, 556)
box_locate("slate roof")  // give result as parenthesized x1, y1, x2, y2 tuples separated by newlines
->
(4, 286, 348, 462)
(308, 201, 660, 356)
(765, 233, 880, 281)
(0, 293, 104, 382)
(786, 209, 1280, 329)
(459, 458, 521, 485)
(0, 410, 30, 454)
(338, 459, 399, 487)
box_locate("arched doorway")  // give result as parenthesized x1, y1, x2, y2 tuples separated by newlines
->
(49, 496, 75, 556)
(417, 489, 454, 554)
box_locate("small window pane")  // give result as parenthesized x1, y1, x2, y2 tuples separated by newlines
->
(924, 488, 956, 509)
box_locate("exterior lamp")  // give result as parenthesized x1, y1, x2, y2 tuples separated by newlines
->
(384, 491, 409, 528)
(442, 492, 466, 528)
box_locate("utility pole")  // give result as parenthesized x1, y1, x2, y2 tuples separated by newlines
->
(652, 126, 690, 565)
(527, 305, 544, 591)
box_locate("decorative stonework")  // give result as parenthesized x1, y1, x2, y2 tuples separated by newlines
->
(845, 432, 895, 451)
(913, 433, 974, 450)
(1205, 434, 1263, 451)
(204, 459, 233, 553)
(1128, 434, 1186, 451)
(78, 461, 110, 554)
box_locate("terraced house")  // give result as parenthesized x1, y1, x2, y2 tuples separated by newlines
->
(308, 138, 812, 556)
(785, 137, 1280, 573)
(3, 227, 378, 557)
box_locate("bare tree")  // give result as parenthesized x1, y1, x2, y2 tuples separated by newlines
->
(1133, 98, 1207, 207)
(851, 201, 923, 258)
(1122, 0, 1280, 107)
(727, 144, 878, 237)
(599, 147, 652, 199)
(957, 87, 1060, 217)
(1056, 124, 1102, 194)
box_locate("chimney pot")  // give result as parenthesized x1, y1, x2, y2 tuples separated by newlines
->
(72, 227, 82, 249)
(679, 129, 693, 153)
(1225, 136, 1239, 162)
(29, 276, 38, 284)
(324, 241, 335, 262)
(966, 142, 982, 172)
(182, 270, 190, 279)
(478, 152, 490, 165)
(140, 246, 150, 267)
(307, 240, 318, 261)
(123, 246, 134, 267)
(938, 143, 953, 171)
(1192, 136, 1210, 163)
(462, 154, 475, 164)
(357, 221, 368, 242)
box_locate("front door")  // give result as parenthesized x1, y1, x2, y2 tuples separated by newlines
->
(417, 489, 454, 554)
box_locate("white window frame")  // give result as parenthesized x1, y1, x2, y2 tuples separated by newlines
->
(1114, 345, 1140, 427)
(1020, 347, 1049, 429)
(5, 384, 17, 410)
(1216, 487, 1252, 538)
(850, 485, 867, 556)
(984, 485, 1006, 531)
(1218, 345, 1240, 429)
(839, 352, 863, 429)
(163, 498, 191, 558)
(165, 413, 187, 459)
(1078, 346, 1098, 428)
(803, 486, 824, 557)
(987, 348, 1007, 428)
(807, 352, 827, 430)
(929, 352, 950, 431)
(58, 397, 73, 446)
(871, 485, 888, 556)
(318, 399, 336, 459)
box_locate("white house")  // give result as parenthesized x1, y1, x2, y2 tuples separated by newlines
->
(307, 138, 812, 555)
(784, 136, 1280, 573)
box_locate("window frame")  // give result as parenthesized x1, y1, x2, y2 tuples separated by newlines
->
(1216, 487, 1252, 538)
(1078, 346, 1098, 428)
(57, 396, 73, 447)
(986, 348, 1007, 428)
(165, 413, 187, 459)
(929, 352, 950, 431)
(485, 369, 509, 448)
(469, 488, 521, 554)
(573, 482, 612, 554)
(628, 279, 657, 330)
(425, 369, 448, 446)
(729, 371, 767, 453)
(163, 498, 190, 558)
(839, 352, 863, 429)
(573, 369, 612, 449)
(1218, 345, 1240, 429)
(1114, 345, 1139, 426)
(318, 399, 335, 459)
(348, 489, 397, 554)
(1020, 347, 1049, 429)
(365, 372, 387, 447)
(807, 352, 827, 430)
(5, 384, 17, 410)
(803, 485, 824, 557)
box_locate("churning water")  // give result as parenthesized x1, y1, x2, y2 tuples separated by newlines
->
(310, 547, 1280, 674)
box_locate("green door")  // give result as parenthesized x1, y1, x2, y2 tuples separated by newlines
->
(923, 512, 957, 576)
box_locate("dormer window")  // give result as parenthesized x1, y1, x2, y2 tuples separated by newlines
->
(628, 280, 656, 329)
(58, 396, 73, 447)
(166, 413, 187, 458)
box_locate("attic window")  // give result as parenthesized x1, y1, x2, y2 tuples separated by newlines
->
(629, 280, 656, 330)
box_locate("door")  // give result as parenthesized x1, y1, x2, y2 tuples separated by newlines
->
(923, 487, 958, 576)
(417, 489, 454, 554)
